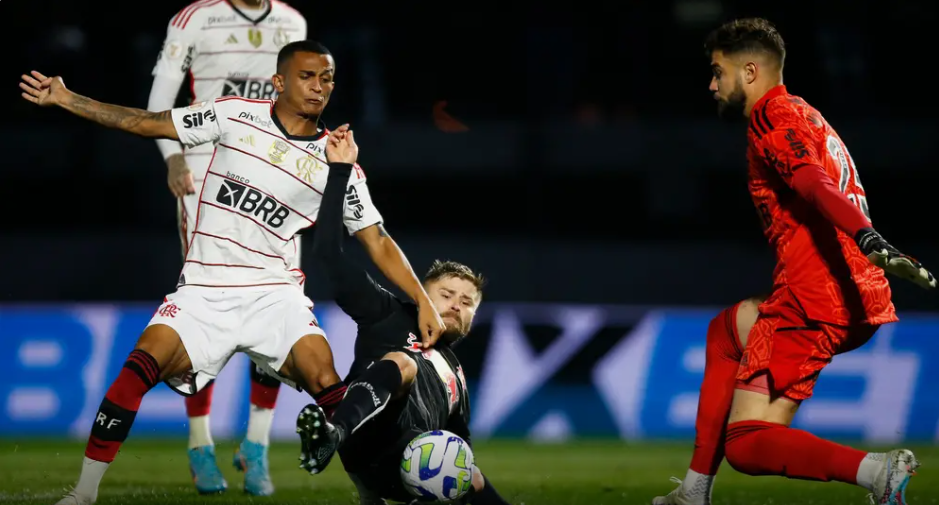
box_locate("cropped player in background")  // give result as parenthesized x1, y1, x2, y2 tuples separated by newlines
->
(654, 18, 935, 505)
(294, 131, 510, 505)
(147, 0, 306, 495)
(21, 39, 445, 505)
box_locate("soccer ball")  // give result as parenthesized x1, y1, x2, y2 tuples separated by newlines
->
(400, 430, 475, 501)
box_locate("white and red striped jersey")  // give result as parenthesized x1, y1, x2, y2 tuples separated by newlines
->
(153, 0, 307, 158)
(170, 97, 382, 289)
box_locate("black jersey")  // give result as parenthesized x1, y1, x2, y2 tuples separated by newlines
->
(311, 162, 472, 489)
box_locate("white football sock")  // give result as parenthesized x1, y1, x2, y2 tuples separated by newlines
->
(188, 415, 214, 449)
(680, 468, 714, 499)
(856, 452, 886, 491)
(73, 457, 109, 500)
(245, 405, 274, 446)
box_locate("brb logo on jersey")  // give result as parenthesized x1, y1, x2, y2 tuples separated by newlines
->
(216, 178, 290, 228)
(182, 109, 216, 129)
(223, 79, 277, 100)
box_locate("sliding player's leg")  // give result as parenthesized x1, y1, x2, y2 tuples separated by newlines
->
(298, 352, 419, 474)
(56, 323, 192, 505)
(654, 296, 762, 505)
(725, 296, 917, 503)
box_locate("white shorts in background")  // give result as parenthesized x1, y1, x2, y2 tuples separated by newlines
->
(148, 285, 324, 395)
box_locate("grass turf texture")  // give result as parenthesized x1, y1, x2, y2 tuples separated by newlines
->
(1, 439, 937, 505)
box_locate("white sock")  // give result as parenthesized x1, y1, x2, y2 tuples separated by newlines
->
(188, 415, 214, 449)
(245, 405, 274, 446)
(680, 468, 714, 499)
(856, 452, 886, 491)
(73, 457, 109, 500)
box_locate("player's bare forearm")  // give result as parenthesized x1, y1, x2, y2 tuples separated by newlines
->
(60, 91, 178, 140)
(356, 225, 432, 307)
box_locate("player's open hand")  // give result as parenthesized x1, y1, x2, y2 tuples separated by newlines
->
(20, 71, 67, 107)
(417, 301, 446, 348)
(325, 124, 358, 165)
(166, 154, 195, 198)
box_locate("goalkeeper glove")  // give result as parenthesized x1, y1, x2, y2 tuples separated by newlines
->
(855, 227, 936, 289)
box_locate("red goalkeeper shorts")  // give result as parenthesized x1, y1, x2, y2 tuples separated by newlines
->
(736, 288, 880, 401)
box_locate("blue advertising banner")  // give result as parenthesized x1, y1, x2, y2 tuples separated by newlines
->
(1, 303, 937, 443)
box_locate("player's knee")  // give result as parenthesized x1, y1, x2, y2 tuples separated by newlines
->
(286, 334, 341, 393)
(723, 438, 750, 474)
(381, 352, 417, 389)
(134, 324, 191, 380)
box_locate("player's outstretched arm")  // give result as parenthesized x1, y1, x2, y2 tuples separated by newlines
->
(334, 129, 444, 347)
(20, 71, 178, 140)
(355, 224, 444, 347)
(315, 127, 397, 324)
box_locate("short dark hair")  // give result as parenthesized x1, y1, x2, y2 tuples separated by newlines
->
(423, 260, 486, 300)
(704, 18, 785, 67)
(277, 40, 332, 73)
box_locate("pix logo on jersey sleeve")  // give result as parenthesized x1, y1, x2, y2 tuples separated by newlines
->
(215, 179, 291, 228)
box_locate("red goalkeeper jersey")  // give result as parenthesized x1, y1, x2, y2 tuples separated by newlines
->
(746, 85, 897, 326)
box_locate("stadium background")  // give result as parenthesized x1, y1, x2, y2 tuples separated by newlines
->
(2, 0, 939, 503)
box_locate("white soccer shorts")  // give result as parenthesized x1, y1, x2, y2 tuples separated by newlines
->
(147, 285, 324, 395)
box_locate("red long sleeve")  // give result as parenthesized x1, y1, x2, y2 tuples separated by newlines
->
(790, 164, 871, 237)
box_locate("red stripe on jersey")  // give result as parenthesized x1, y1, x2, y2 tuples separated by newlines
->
(193, 231, 288, 265)
(290, 267, 306, 285)
(199, 50, 279, 55)
(207, 170, 316, 226)
(181, 282, 293, 289)
(201, 24, 302, 31)
(188, 69, 196, 104)
(173, 0, 211, 28)
(181, 146, 216, 271)
(227, 118, 328, 165)
(199, 201, 292, 242)
(218, 143, 323, 195)
(192, 76, 272, 81)
(181, 0, 224, 29)
(184, 259, 265, 269)
(216, 96, 274, 105)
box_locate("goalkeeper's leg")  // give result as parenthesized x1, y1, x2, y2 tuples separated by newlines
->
(653, 296, 762, 505)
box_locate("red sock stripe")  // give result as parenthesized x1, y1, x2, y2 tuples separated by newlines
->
(250, 380, 280, 410)
(85, 436, 122, 463)
(315, 386, 347, 406)
(126, 349, 160, 387)
(185, 381, 214, 417)
(314, 383, 347, 419)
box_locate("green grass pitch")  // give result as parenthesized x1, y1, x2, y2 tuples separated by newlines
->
(1, 439, 937, 504)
